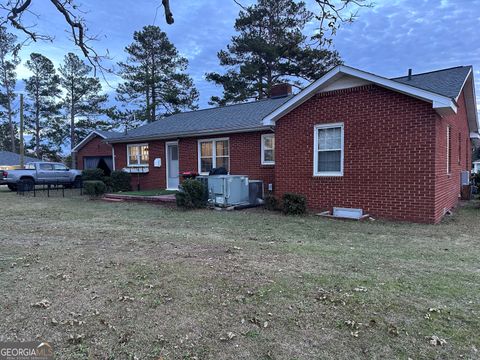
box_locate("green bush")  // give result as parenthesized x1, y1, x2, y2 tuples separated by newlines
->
(82, 168, 105, 181)
(282, 193, 307, 215)
(264, 194, 279, 211)
(111, 171, 132, 192)
(473, 172, 480, 186)
(83, 180, 106, 198)
(176, 179, 206, 209)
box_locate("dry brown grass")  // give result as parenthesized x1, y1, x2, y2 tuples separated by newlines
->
(0, 188, 479, 359)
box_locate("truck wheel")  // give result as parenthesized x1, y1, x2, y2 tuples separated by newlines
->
(21, 178, 35, 192)
(73, 177, 82, 188)
(7, 184, 17, 192)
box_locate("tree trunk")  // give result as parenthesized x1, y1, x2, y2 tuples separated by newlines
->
(150, 53, 156, 122)
(70, 81, 76, 168)
(35, 85, 40, 158)
(0, 57, 15, 153)
(6, 96, 15, 153)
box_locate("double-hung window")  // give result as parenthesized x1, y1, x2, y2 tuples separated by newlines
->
(314, 123, 344, 176)
(198, 138, 229, 174)
(261, 134, 275, 165)
(127, 144, 149, 167)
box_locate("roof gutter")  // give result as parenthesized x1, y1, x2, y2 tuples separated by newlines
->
(105, 126, 272, 144)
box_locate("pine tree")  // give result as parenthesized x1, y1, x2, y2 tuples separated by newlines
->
(0, 26, 20, 152)
(117, 25, 199, 123)
(59, 53, 107, 155)
(24, 53, 61, 158)
(0, 122, 19, 151)
(206, 0, 342, 105)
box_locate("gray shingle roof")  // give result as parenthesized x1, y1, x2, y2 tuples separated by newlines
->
(0, 151, 41, 166)
(109, 96, 292, 142)
(108, 66, 472, 143)
(95, 130, 121, 139)
(391, 66, 472, 99)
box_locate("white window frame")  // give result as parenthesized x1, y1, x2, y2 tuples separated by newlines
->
(261, 133, 275, 165)
(197, 137, 230, 175)
(127, 143, 149, 167)
(313, 123, 344, 177)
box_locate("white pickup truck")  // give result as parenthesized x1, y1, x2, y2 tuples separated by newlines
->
(1, 162, 82, 191)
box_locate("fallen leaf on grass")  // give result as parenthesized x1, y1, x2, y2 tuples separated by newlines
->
(353, 287, 368, 292)
(427, 335, 447, 346)
(220, 332, 236, 341)
(32, 299, 51, 308)
(67, 334, 84, 344)
(387, 324, 399, 336)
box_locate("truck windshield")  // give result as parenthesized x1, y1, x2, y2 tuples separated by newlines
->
(24, 164, 35, 170)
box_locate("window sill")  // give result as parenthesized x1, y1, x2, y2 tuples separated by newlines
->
(313, 173, 343, 178)
(124, 167, 149, 174)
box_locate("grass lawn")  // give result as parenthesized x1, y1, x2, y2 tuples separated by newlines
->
(0, 188, 479, 359)
(114, 189, 178, 196)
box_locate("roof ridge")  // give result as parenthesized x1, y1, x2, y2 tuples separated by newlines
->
(391, 65, 471, 79)
(157, 96, 293, 120)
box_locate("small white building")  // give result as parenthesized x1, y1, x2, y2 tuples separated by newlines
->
(473, 160, 480, 173)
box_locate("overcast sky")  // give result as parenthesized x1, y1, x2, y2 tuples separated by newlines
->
(10, 0, 480, 110)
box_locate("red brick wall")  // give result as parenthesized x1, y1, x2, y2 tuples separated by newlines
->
(76, 135, 112, 170)
(275, 85, 440, 223)
(112, 131, 275, 191)
(433, 91, 471, 222)
(113, 141, 167, 190)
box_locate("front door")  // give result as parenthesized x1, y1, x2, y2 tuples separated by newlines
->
(166, 142, 179, 190)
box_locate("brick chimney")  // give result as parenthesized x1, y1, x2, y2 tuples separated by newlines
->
(270, 83, 292, 98)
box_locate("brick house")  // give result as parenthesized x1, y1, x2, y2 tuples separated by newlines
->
(72, 130, 120, 176)
(76, 65, 479, 223)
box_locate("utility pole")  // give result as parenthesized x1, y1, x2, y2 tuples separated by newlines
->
(19, 93, 24, 168)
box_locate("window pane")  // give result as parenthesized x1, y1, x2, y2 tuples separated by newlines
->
(264, 135, 274, 149)
(201, 142, 212, 157)
(128, 146, 138, 165)
(139, 146, 149, 165)
(216, 140, 229, 156)
(169, 145, 178, 161)
(53, 164, 67, 171)
(201, 158, 213, 173)
(319, 127, 341, 150)
(39, 163, 53, 170)
(264, 149, 274, 162)
(216, 156, 229, 172)
(318, 150, 341, 172)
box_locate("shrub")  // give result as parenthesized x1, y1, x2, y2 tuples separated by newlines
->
(282, 193, 307, 215)
(82, 168, 105, 181)
(264, 194, 279, 211)
(111, 171, 132, 192)
(83, 180, 106, 198)
(176, 179, 206, 209)
(473, 172, 480, 186)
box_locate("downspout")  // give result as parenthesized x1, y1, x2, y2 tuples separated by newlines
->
(111, 143, 116, 171)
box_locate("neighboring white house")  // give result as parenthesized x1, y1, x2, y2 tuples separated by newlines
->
(473, 160, 480, 173)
